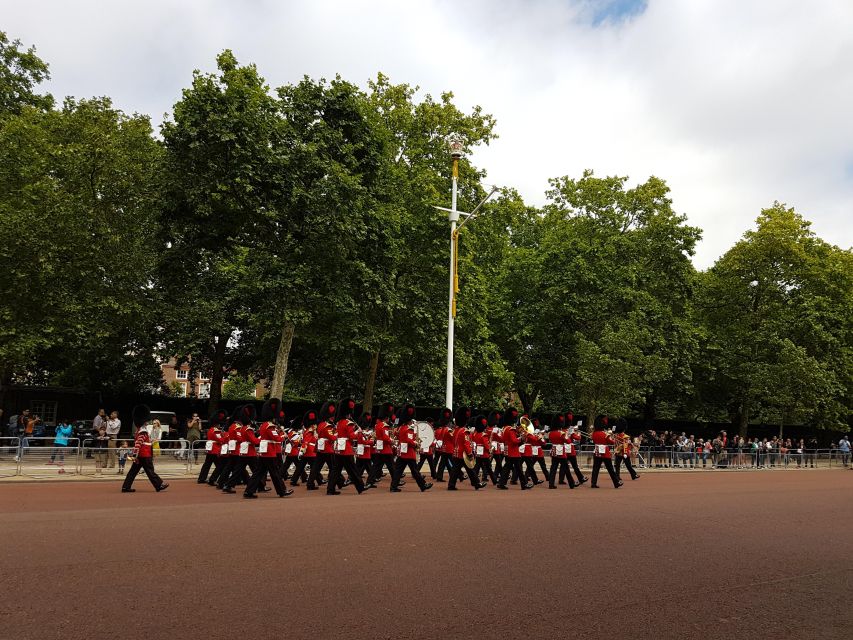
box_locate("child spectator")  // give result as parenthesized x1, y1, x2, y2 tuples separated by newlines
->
(118, 441, 130, 474)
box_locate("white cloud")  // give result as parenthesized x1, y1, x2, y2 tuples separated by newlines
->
(4, 0, 852, 266)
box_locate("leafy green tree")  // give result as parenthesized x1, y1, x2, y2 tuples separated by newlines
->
(221, 374, 258, 400)
(0, 31, 53, 116)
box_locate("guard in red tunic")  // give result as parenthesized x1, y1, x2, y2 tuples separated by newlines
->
(121, 405, 168, 493)
(390, 404, 432, 492)
(327, 398, 367, 495)
(217, 406, 246, 490)
(471, 415, 498, 485)
(561, 411, 588, 486)
(244, 399, 292, 498)
(531, 418, 550, 479)
(497, 409, 532, 490)
(487, 410, 504, 479)
(433, 408, 454, 482)
(356, 409, 376, 486)
(591, 416, 622, 489)
(547, 415, 576, 489)
(307, 401, 337, 490)
(281, 422, 303, 483)
(290, 410, 319, 488)
(612, 417, 640, 481)
(447, 408, 484, 490)
(416, 417, 437, 479)
(369, 403, 396, 485)
(198, 408, 228, 485)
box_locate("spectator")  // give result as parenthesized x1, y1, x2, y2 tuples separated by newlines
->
(839, 436, 851, 468)
(118, 440, 130, 474)
(16, 413, 40, 462)
(49, 420, 73, 472)
(92, 409, 106, 433)
(150, 419, 162, 455)
(711, 433, 723, 468)
(806, 437, 818, 468)
(795, 438, 806, 468)
(93, 425, 110, 475)
(186, 413, 202, 462)
(105, 411, 121, 468)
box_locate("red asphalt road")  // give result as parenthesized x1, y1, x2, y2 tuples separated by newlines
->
(1, 471, 851, 640)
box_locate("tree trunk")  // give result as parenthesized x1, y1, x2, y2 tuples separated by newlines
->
(207, 334, 228, 415)
(586, 402, 597, 434)
(362, 349, 380, 412)
(517, 386, 538, 415)
(738, 403, 749, 438)
(269, 321, 296, 401)
(779, 410, 784, 439)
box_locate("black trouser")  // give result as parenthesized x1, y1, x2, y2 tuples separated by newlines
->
(560, 456, 587, 485)
(498, 457, 529, 488)
(217, 456, 239, 488)
(435, 452, 453, 481)
(122, 457, 163, 491)
(535, 457, 548, 478)
(474, 458, 498, 485)
(370, 453, 396, 483)
(416, 452, 437, 478)
(223, 458, 258, 490)
(291, 457, 314, 487)
(614, 454, 639, 480)
(246, 457, 287, 496)
(549, 458, 576, 488)
(327, 455, 364, 494)
(307, 452, 333, 487)
(356, 457, 373, 481)
(197, 453, 219, 483)
(512, 457, 539, 483)
(209, 455, 228, 485)
(391, 458, 426, 490)
(491, 453, 504, 479)
(591, 456, 620, 488)
(448, 457, 479, 489)
(283, 455, 305, 481)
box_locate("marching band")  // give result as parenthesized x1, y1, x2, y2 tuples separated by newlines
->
(126, 398, 641, 496)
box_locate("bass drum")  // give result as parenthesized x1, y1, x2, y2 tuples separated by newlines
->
(415, 421, 435, 449)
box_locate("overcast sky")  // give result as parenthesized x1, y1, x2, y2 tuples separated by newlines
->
(5, 0, 852, 267)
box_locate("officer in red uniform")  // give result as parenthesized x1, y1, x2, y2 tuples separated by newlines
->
(355, 409, 375, 486)
(281, 423, 302, 483)
(447, 408, 484, 490)
(471, 415, 498, 485)
(217, 406, 246, 490)
(547, 416, 576, 489)
(290, 410, 318, 488)
(369, 403, 396, 485)
(306, 401, 337, 490)
(612, 417, 640, 481)
(245, 399, 292, 498)
(531, 418, 549, 479)
(327, 398, 368, 495)
(416, 417, 437, 479)
(121, 405, 168, 493)
(591, 416, 622, 489)
(198, 409, 228, 485)
(390, 404, 432, 492)
(433, 408, 454, 481)
(560, 412, 588, 486)
(487, 410, 504, 480)
(497, 409, 532, 490)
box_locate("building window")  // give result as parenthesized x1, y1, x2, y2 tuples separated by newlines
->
(198, 383, 211, 399)
(31, 400, 58, 426)
(178, 382, 188, 397)
(176, 369, 188, 380)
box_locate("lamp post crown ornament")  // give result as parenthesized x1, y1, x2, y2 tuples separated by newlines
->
(448, 135, 464, 159)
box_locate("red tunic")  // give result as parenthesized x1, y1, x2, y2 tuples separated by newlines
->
(472, 432, 490, 459)
(548, 430, 567, 458)
(241, 425, 259, 457)
(397, 424, 417, 460)
(334, 419, 356, 456)
(258, 422, 283, 458)
(206, 426, 224, 455)
(225, 423, 241, 457)
(503, 427, 522, 458)
(528, 433, 545, 458)
(373, 421, 391, 455)
(452, 427, 472, 458)
(356, 430, 372, 459)
(316, 422, 335, 454)
(301, 430, 317, 458)
(567, 431, 581, 457)
(440, 427, 455, 455)
(490, 427, 504, 454)
(133, 429, 153, 458)
(592, 430, 614, 459)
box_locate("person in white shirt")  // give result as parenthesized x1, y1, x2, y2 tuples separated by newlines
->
(106, 411, 121, 468)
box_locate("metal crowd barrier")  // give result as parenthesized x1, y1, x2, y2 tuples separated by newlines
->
(16, 437, 81, 478)
(0, 437, 20, 478)
(79, 438, 136, 477)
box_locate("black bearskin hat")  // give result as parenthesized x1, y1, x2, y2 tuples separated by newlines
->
(261, 398, 281, 422)
(594, 415, 607, 431)
(303, 409, 319, 427)
(132, 405, 150, 429)
(400, 403, 417, 424)
(454, 406, 472, 427)
(474, 415, 487, 432)
(501, 407, 519, 427)
(209, 408, 228, 428)
(359, 410, 375, 430)
(319, 401, 336, 422)
(436, 407, 453, 427)
(565, 411, 575, 425)
(335, 398, 357, 422)
(487, 410, 503, 427)
(553, 413, 566, 430)
(377, 402, 395, 420)
(240, 404, 256, 424)
(615, 417, 627, 432)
